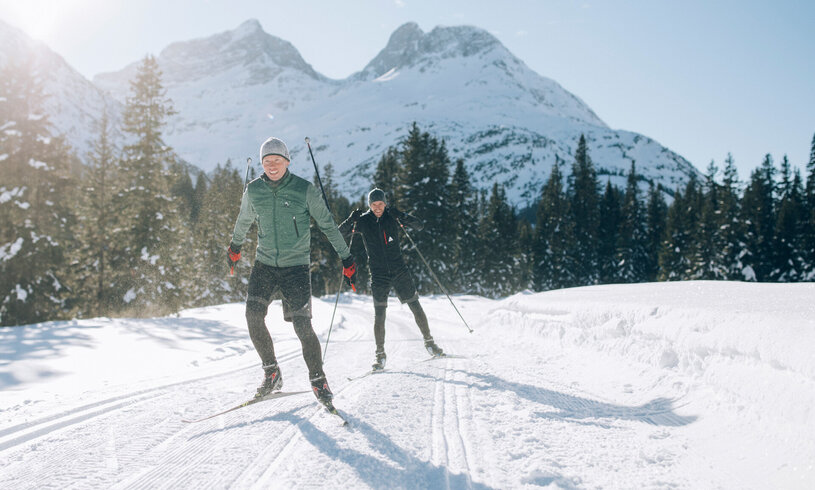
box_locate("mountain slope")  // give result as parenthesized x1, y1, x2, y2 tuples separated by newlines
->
(2, 18, 697, 204)
(91, 20, 696, 204)
(0, 19, 121, 159)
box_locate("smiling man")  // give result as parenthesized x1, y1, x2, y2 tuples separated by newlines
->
(227, 136, 356, 408)
(339, 188, 444, 371)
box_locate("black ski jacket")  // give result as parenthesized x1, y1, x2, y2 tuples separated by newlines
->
(339, 207, 423, 277)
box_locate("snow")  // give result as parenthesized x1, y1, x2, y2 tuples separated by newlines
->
(13, 284, 28, 301)
(1, 281, 814, 488)
(0, 237, 24, 261)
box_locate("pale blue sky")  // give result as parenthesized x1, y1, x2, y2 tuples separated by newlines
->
(1, 0, 813, 180)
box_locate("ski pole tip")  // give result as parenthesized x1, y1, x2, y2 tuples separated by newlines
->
(304, 136, 311, 144)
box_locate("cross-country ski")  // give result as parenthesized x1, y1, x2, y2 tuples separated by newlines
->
(181, 390, 310, 424)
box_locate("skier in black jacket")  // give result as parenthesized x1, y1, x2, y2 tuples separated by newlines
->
(339, 188, 444, 370)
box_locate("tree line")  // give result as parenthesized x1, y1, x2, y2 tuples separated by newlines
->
(376, 127, 815, 297)
(1, 57, 813, 326)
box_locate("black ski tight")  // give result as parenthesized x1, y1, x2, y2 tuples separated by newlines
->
(246, 310, 324, 379)
(373, 301, 431, 351)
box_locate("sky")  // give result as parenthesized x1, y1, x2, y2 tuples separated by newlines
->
(1, 0, 813, 179)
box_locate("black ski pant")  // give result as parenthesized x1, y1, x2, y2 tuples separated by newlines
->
(371, 269, 431, 352)
(245, 262, 324, 379)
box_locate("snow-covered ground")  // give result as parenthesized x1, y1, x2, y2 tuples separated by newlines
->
(1, 281, 814, 489)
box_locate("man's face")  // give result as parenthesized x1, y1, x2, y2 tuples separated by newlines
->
(370, 201, 386, 218)
(262, 155, 290, 181)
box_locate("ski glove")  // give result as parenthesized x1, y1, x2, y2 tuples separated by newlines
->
(342, 256, 357, 292)
(349, 208, 363, 223)
(227, 243, 241, 275)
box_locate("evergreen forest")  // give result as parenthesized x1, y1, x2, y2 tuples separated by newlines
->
(2, 57, 814, 326)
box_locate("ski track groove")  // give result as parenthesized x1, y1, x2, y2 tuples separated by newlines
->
(443, 358, 474, 490)
(431, 365, 452, 490)
(0, 349, 305, 489)
(427, 356, 480, 490)
(0, 348, 305, 454)
(113, 350, 309, 489)
(118, 353, 351, 489)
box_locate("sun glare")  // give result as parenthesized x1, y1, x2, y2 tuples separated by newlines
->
(1, 0, 95, 41)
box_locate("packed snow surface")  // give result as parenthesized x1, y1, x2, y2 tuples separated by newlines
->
(1, 281, 814, 489)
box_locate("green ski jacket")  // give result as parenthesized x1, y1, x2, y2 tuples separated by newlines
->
(231, 171, 351, 267)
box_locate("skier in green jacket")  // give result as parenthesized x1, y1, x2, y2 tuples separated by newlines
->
(227, 137, 357, 407)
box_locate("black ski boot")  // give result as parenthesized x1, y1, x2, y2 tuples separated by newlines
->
(255, 363, 283, 399)
(310, 374, 334, 406)
(424, 337, 444, 357)
(372, 349, 387, 371)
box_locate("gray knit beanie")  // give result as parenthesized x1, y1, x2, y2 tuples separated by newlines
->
(367, 188, 386, 205)
(259, 137, 290, 162)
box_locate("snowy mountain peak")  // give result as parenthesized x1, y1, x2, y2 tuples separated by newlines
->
(233, 18, 265, 39)
(157, 18, 322, 83)
(94, 19, 323, 94)
(358, 22, 502, 80)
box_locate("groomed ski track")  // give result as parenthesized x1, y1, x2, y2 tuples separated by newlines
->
(1, 282, 814, 488)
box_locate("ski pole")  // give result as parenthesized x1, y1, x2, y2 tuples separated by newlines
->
(323, 221, 357, 361)
(304, 137, 331, 210)
(304, 136, 355, 293)
(228, 157, 253, 278)
(243, 157, 252, 191)
(323, 273, 344, 362)
(397, 218, 474, 333)
(305, 136, 356, 359)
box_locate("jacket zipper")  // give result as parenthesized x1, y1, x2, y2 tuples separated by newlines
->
(292, 216, 300, 237)
(272, 190, 279, 266)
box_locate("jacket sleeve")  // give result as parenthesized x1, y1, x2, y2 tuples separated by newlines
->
(338, 212, 362, 241)
(231, 189, 257, 246)
(307, 185, 351, 260)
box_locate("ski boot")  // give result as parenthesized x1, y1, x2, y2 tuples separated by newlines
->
(371, 349, 387, 371)
(424, 337, 444, 357)
(254, 362, 283, 399)
(310, 374, 334, 406)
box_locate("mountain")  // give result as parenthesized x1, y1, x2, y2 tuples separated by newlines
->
(5, 18, 696, 205)
(0, 19, 121, 159)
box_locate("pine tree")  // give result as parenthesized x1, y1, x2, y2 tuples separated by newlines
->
(616, 162, 648, 283)
(478, 183, 520, 297)
(0, 60, 77, 326)
(805, 133, 815, 279)
(659, 175, 701, 280)
(191, 171, 208, 224)
(71, 108, 120, 317)
(517, 219, 534, 291)
(394, 123, 452, 293)
(597, 180, 622, 284)
(373, 146, 399, 191)
(568, 134, 600, 285)
(448, 159, 480, 293)
(693, 161, 725, 279)
(716, 154, 746, 280)
(532, 160, 575, 290)
(644, 182, 668, 282)
(110, 55, 187, 315)
(740, 155, 777, 281)
(774, 160, 806, 281)
(192, 162, 249, 306)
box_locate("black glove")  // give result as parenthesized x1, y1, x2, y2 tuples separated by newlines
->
(227, 243, 241, 275)
(342, 255, 357, 291)
(350, 208, 363, 223)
